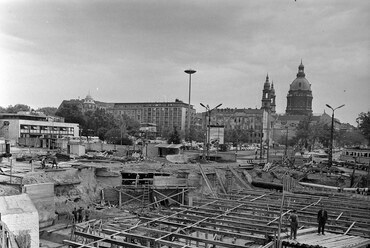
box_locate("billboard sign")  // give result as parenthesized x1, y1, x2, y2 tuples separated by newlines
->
(208, 125, 224, 145)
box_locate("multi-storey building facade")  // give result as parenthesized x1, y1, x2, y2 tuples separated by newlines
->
(0, 112, 79, 146)
(200, 108, 270, 144)
(59, 96, 196, 136)
(110, 100, 195, 135)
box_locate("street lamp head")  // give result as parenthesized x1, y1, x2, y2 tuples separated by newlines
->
(185, 69, 196, 75)
(215, 103, 223, 109)
(200, 103, 206, 108)
(336, 104, 345, 110)
(326, 104, 333, 110)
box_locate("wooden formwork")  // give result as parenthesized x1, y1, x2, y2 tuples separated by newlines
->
(64, 186, 370, 248)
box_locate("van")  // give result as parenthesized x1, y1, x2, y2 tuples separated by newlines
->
(311, 153, 329, 164)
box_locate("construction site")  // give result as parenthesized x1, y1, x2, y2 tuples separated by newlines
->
(1, 143, 370, 248)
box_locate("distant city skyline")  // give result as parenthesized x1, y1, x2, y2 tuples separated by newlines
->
(1, 1, 369, 125)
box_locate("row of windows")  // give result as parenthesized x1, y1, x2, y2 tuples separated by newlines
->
(343, 151, 370, 158)
(20, 130, 72, 135)
(20, 125, 74, 132)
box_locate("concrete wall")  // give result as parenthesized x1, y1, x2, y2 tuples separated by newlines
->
(0, 194, 39, 248)
(85, 142, 132, 152)
(23, 183, 55, 228)
(95, 168, 122, 188)
(153, 176, 187, 187)
(102, 188, 119, 205)
(69, 144, 86, 156)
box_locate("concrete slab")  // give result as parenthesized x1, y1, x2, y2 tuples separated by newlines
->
(0, 194, 39, 248)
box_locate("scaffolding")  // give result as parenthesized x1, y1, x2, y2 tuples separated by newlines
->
(64, 189, 370, 248)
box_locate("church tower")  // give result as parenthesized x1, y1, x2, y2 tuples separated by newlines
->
(261, 74, 276, 113)
(286, 61, 313, 115)
(270, 81, 276, 114)
(261, 74, 271, 111)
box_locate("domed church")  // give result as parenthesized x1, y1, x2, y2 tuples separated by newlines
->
(286, 61, 313, 115)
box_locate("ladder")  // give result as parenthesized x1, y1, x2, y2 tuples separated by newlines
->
(141, 182, 150, 208)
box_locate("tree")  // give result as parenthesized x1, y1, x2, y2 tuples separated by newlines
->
(294, 116, 332, 151)
(160, 126, 172, 140)
(188, 125, 204, 142)
(168, 126, 181, 144)
(97, 127, 109, 141)
(37, 107, 58, 116)
(104, 128, 132, 145)
(5, 104, 30, 113)
(295, 115, 312, 149)
(314, 123, 331, 149)
(118, 114, 140, 137)
(55, 103, 85, 126)
(224, 128, 250, 148)
(337, 129, 366, 147)
(357, 111, 370, 145)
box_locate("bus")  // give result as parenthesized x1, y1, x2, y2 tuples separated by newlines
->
(339, 148, 370, 170)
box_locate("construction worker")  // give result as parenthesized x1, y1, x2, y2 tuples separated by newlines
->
(72, 207, 78, 223)
(78, 206, 84, 222)
(51, 156, 58, 169)
(41, 157, 46, 169)
(85, 206, 91, 221)
(289, 210, 299, 240)
(29, 158, 34, 172)
(317, 205, 328, 235)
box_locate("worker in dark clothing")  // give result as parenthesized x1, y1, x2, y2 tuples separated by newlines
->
(317, 205, 328, 235)
(51, 156, 58, 169)
(77, 206, 83, 223)
(85, 206, 91, 221)
(29, 158, 34, 172)
(41, 157, 46, 169)
(289, 210, 299, 240)
(72, 207, 78, 223)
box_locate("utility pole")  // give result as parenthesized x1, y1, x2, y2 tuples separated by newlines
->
(259, 127, 263, 160)
(285, 126, 289, 156)
(326, 104, 345, 168)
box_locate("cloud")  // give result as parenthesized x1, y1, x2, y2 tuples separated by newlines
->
(0, 0, 369, 125)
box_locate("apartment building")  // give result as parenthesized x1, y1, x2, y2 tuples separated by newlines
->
(109, 100, 195, 136)
(60, 95, 196, 137)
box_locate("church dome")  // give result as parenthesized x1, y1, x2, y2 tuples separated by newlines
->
(289, 61, 311, 91)
(290, 77, 311, 91)
(84, 93, 95, 104)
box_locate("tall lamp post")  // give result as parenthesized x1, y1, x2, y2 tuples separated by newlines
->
(185, 69, 196, 143)
(200, 103, 222, 160)
(285, 125, 289, 156)
(326, 104, 345, 168)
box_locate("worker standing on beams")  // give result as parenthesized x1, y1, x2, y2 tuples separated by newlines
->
(289, 210, 299, 240)
(317, 205, 328, 235)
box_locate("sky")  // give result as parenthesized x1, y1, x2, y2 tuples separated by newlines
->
(0, 0, 369, 125)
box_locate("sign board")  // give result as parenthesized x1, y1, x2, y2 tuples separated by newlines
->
(207, 125, 224, 145)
